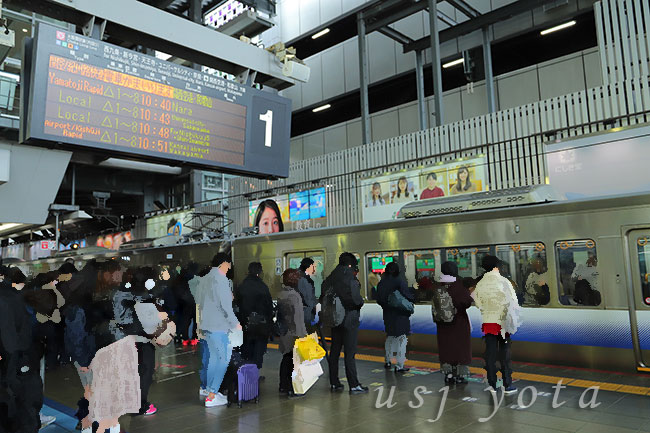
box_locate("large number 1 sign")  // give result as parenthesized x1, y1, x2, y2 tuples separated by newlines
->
(259, 110, 273, 148)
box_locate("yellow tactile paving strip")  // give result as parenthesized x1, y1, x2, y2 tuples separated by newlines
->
(267, 343, 650, 396)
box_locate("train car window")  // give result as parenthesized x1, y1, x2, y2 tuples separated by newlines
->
(286, 251, 326, 298)
(635, 236, 650, 305)
(496, 243, 548, 307)
(365, 252, 399, 301)
(555, 240, 600, 306)
(444, 246, 491, 279)
(404, 249, 440, 303)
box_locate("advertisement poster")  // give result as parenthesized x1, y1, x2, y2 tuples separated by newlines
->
(249, 187, 327, 233)
(361, 155, 487, 223)
(146, 210, 194, 239)
(96, 231, 132, 250)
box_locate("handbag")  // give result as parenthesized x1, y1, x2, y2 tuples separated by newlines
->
(387, 289, 414, 315)
(295, 333, 326, 362)
(245, 312, 269, 337)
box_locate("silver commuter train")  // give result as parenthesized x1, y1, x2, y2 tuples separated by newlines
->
(13, 192, 650, 373)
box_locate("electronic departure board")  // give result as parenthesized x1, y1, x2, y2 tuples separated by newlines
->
(22, 23, 292, 178)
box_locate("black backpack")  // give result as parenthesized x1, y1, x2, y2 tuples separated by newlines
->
(321, 280, 345, 328)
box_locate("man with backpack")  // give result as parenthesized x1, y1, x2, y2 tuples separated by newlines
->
(320, 253, 368, 395)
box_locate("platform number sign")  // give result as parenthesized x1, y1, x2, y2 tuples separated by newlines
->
(259, 110, 273, 148)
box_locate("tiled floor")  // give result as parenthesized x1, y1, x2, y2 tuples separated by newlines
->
(42, 343, 650, 433)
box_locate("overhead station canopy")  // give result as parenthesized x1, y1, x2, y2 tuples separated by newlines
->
(21, 23, 292, 178)
(397, 185, 564, 219)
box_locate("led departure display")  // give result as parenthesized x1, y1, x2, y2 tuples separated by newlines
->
(22, 23, 292, 178)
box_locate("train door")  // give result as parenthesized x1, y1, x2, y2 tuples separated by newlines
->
(285, 251, 325, 298)
(625, 230, 650, 371)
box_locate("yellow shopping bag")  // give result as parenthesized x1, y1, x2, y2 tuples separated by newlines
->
(295, 333, 326, 362)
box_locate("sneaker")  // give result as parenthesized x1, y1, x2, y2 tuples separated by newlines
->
(486, 386, 498, 395)
(205, 394, 227, 407)
(394, 367, 410, 373)
(349, 385, 369, 395)
(503, 386, 518, 395)
(330, 383, 344, 392)
(384, 362, 392, 369)
(455, 377, 468, 384)
(40, 415, 56, 429)
(190, 339, 199, 346)
(182, 340, 190, 346)
(199, 387, 209, 397)
(143, 404, 157, 416)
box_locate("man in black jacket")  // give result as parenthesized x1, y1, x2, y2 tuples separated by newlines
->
(321, 253, 368, 395)
(235, 262, 273, 370)
(0, 266, 44, 433)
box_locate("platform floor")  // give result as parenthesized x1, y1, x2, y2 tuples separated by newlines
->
(42, 342, 650, 433)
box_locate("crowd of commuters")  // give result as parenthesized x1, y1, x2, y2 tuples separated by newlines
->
(0, 249, 526, 433)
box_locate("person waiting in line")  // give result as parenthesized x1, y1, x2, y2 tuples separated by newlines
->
(0, 266, 45, 433)
(420, 173, 445, 199)
(367, 182, 386, 207)
(392, 176, 413, 204)
(235, 262, 273, 373)
(276, 268, 308, 397)
(450, 166, 478, 195)
(31, 271, 65, 370)
(432, 262, 473, 384)
(473, 255, 522, 395)
(174, 263, 198, 346)
(189, 264, 213, 399)
(297, 258, 318, 332)
(321, 252, 369, 394)
(254, 199, 285, 234)
(192, 253, 241, 407)
(376, 262, 416, 373)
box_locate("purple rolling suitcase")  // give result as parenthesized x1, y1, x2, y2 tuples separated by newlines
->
(227, 363, 260, 408)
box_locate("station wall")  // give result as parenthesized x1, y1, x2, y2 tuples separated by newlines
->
(289, 48, 602, 162)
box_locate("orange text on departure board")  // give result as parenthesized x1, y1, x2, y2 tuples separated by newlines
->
(49, 55, 174, 99)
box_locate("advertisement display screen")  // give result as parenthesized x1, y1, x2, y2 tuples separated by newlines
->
(289, 190, 310, 221)
(308, 187, 326, 219)
(22, 23, 292, 178)
(370, 256, 394, 273)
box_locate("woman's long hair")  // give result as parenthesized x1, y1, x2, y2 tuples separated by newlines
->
(396, 176, 410, 198)
(454, 166, 473, 192)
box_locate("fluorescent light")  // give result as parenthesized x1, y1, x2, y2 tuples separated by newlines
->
(311, 28, 330, 39)
(0, 223, 21, 233)
(540, 20, 576, 36)
(155, 51, 172, 61)
(442, 58, 464, 69)
(0, 71, 20, 82)
(312, 104, 331, 113)
(22, 28, 28, 33)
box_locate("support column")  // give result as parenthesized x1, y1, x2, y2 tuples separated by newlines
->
(415, 50, 428, 130)
(482, 26, 496, 114)
(71, 164, 76, 206)
(428, 0, 443, 127)
(189, 0, 203, 71)
(357, 12, 371, 145)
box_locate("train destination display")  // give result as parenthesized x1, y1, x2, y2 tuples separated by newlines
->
(22, 23, 292, 178)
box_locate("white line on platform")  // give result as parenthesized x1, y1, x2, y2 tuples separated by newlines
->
(157, 371, 195, 383)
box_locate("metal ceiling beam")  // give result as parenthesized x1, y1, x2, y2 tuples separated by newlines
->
(446, 0, 480, 19)
(13, 0, 295, 89)
(366, 0, 432, 33)
(151, 0, 177, 9)
(403, 0, 555, 53)
(377, 26, 414, 45)
(436, 9, 457, 27)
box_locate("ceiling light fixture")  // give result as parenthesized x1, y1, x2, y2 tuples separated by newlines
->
(540, 20, 576, 36)
(312, 104, 331, 113)
(22, 28, 28, 33)
(442, 58, 464, 68)
(311, 28, 330, 39)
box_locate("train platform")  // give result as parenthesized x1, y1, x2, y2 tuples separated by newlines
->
(42, 343, 650, 433)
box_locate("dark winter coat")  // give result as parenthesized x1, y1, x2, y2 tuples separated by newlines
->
(276, 285, 307, 355)
(376, 275, 415, 337)
(296, 274, 317, 326)
(434, 279, 473, 365)
(235, 275, 274, 330)
(321, 265, 364, 329)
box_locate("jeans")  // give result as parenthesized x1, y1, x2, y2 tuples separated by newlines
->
(199, 339, 208, 390)
(328, 325, 360, 388)
(384, 335, 407, 368)
(201, 331, 231, 394)
(484, 333, 513, 388)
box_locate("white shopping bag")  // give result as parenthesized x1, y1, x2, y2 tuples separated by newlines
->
(292, 347, 323, 394)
